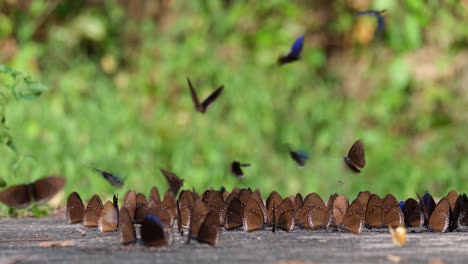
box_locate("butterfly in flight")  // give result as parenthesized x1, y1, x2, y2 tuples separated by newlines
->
(344, 139, 366, 173)
(92, 167, 126, 188)
(160, 169, 184, 196)
(0, 176, 65, 209)
(277, 35, 305, 65)
(288, 146, 309, 168)
(355, 10, 387, 35)
(187, 77, 224, 113)
(230, 161, 251, 179)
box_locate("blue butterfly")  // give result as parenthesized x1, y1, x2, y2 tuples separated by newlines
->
(278, 35, 305, 65)
(92, 167, 126, 188)
(289, 150, 309, 167)
(355, 10, 386, 34)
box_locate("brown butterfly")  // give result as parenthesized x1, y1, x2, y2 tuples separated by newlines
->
(160, 169, 184, 196)
(344, 139, 366, 173)
(119, 207, 136, 245)
(66, 192, 85, 224)
(365, 194, 383, 228)
(178, 190, 197, 230)
(147, 200, 172, 227)
(331, 195, 349, 227)
(195, 210, 221, 246)
(402, 198, 424, 227)
(294, 193, 304, 227)
(428, 197, 450, 232)
(134, 192, 148, 224)
(0, 176, 65, 209)
(243, 197, 265, 232)
(341, 198, 365, 234)
(187, 77, 224, 113)
(83, 194, 104, 227)
(382, 194, 404, 228)
(446, 189, 458, 213)
(141, 214, 173, 247)
(266, 191, 283, 225)
(149, 186, 161, 204)
(273, 198, 295, 232)
(187, 199, 208, 243)
(123, 190, 136, 221)
(203, 190, 227, 226)
(162, 191, 177, 227)
(356, 191, 372, 208)
(301, 193, 330, 230)
(224, 196, 243, 230)
(98, 195, 119, 233)
(250, 191, 267, 223)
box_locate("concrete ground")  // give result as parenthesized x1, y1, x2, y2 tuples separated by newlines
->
(0, 217, 466, 264)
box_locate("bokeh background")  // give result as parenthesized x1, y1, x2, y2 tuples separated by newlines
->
(1, 0, 468, 213)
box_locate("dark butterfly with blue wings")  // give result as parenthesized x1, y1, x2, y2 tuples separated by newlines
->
(278, 35, 305, 65)
(289, 149, 309, 167)
(187, 77, 224, 113)
(92, 167, 126, 188)
(355, 10, 387, 35)
(230, 161, 251, 179)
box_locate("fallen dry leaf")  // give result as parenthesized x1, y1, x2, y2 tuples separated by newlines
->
(38, 240, 76, 247)
(389, 225, 407, 246)
(387, 254, 401, 263)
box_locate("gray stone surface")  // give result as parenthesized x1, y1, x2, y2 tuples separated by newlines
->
(0, 217, 466, 264)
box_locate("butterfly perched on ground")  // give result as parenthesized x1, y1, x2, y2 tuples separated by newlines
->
(344, 139, 366, 173)
(98, 195, 119, 233)
(277, 35, 304, 65)
(355, 10, 387, 35)
(187, 77, 224, 113)
(160, 169, 184, 196)
(92, 167, 125, 188)
(0, 176, 65, 209)
(66, 192, 85, 224)
(141, 214, 173, 247)
(230, 161, 251, 179)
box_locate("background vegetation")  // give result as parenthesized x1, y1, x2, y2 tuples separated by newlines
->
(1, 0, 468, 214)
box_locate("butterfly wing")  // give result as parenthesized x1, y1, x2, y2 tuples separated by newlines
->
(93, 168, 125, 188)
(141, 214, 170, 247)
(123, 190, 137, 221)
(83, 194, 104, 227)
(98, 200, 119, 233)
(201, 85, 224, 112)
(0, 184, 32, 209)
(32, 176, 66, 204)
(160, 169, 184, 196)
(345, 140, 366, 172)
(428, 198, 450, 232)
(119, 207, 136, 245)
(66, 192, 85, 224)
(402, 198, 424, 227)
(187, 77, 201, 110)
(342, 199, 365, 234)
(197, 210, 221, 246)
(290, 35, 305, 58)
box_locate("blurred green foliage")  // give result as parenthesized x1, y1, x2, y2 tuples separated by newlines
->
(1, 0, 468, 214)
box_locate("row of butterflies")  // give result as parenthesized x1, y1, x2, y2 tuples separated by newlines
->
(65, 185, 468, 248)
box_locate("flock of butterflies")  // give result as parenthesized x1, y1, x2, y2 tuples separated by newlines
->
(3, 9, 462, 249)
(63, 182, 468, 248)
